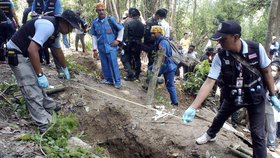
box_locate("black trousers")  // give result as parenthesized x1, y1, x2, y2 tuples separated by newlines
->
(122, 43, 142, 78)
(207, 99, 266, 158)
(39, 47, 50, 64)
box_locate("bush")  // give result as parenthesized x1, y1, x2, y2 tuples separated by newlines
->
(183, 60, 210, 96)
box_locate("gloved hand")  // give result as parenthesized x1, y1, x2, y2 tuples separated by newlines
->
(62, 67, 70, 80)
(182, 107, 196, 123)
(270, 95, 280, 111)
(37, 75, 49, 89)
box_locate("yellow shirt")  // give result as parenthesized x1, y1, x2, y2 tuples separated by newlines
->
(180, 38, 190, 50)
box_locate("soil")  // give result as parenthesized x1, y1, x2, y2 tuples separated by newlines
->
(0, 49, 280, 158)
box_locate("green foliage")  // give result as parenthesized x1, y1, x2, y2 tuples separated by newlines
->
(66, 56, 91, 75)
(183, 60, 210, 96)
(0, 79, 28, 117)
(19, 113, 106, 157)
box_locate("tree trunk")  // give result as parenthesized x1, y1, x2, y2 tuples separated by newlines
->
(144, 0, 158, 19)
(170, 0, 177, 40)
(276, 3, 280, 38)
(264, 0, 279, 56)
(111, 0, 120, 22)
(192, 0, 197, 41)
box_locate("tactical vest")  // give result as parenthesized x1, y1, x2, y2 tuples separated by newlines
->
(11, 16, 59, 57)
(218, 40, 265, 105)
(34, 0, 44, 14)
(44, 0, 56, 16)
(0, 0, 12, 19)
(143, 17, 158, 44)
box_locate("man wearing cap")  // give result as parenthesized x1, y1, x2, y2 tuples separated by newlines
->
(149, 25, 178, 106)
(182, 20, 280, 157)
(6, 9, 80, 133)
(91, 2, 124, 89)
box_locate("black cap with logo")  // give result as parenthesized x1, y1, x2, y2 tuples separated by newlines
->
(55, 10, 80, 30)
(211, 20, 241, 41)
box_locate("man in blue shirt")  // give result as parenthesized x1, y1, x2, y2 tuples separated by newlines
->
(91, 2, 124, 89)
(150, 26, 178, 106)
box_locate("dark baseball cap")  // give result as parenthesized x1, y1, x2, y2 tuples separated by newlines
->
(211, 20, 241, 41)
(55, 10, 80, 30)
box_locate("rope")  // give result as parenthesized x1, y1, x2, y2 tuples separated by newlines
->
(70, 82, 183, 120)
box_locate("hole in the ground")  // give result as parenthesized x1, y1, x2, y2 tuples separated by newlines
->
(79, 106, 170, 158)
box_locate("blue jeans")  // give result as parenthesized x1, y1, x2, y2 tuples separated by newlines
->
(62, 34, 70, 48)
(265, 113, 277, 147)
(99, 50, 121, 86)
(163, 70, 178, 105)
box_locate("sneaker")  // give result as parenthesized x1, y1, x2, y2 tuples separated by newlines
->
(100, 79, 114, 85)
(268, 146, 276, 152)
(124, 76, 136, 81)
(115, 84, 121, 89)
(196, 133, 216, 145)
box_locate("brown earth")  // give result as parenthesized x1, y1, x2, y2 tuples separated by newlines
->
(1, 49, 279, 158)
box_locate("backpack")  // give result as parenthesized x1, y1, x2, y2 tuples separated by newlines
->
(158, 38, 188, 65)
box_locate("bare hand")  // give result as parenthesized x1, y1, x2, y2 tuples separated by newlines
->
(110, 40, 120, 47)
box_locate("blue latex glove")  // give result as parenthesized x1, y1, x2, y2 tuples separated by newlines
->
(182, 107, 196, 123)
(270, 95, 280, 111)
(37, 75, 49, 89)
(62, 67, 70, 80)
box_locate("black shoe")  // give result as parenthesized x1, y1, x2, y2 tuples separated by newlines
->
(124, 76, 136, 81)
(54, 105, 61, 112)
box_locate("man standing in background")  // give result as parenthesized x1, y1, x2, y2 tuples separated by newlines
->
(91, 2, 124, 89)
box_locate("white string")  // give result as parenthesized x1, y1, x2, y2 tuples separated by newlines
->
(71, 82, 182, 120)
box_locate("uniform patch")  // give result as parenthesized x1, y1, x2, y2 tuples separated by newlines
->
(248, 53, 257, 59)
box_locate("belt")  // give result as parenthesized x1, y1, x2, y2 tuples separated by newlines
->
(7, 49, 22, 55)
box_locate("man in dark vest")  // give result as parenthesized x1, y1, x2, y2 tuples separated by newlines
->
(0, 8, 14, 42)
(0, 0, 19, 30)
(6, 10, 80, 134)
(143, 9, 167, 68)
(31, 0, 62, 16)
(182, 20, 280, 158)
(22, 0, 33, 24)
(122, 8, 144, 81)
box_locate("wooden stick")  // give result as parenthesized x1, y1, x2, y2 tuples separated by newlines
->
(228, 146, 252, 158)
(146, 48, 165, 106)
(46, 85, 66, 95)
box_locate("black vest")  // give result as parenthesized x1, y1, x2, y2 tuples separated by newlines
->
(11, 16, 59, 57)
(44, 0, 56, 16)
(218, 40, 265, 105)
(34, 0, 44, 14)
(0, 0, 12, 19)
(143, 16, 158, 44)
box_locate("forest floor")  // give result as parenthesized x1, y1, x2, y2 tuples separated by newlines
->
(0, 48, 280, 158)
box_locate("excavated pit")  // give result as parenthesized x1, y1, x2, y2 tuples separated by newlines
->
(78, 106, 170, 158)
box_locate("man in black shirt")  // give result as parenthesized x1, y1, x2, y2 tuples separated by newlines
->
(122, 8, 144, 80)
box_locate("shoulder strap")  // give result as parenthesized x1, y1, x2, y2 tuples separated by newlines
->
(107, 16, 116, 35)
(230, 53, 261, 76)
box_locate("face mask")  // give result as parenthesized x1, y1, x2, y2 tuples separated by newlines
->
(272, 71, 278, 78)
(158, 19, 162, 23)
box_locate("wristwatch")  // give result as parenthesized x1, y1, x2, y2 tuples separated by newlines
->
(37, 72, 44, 77)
